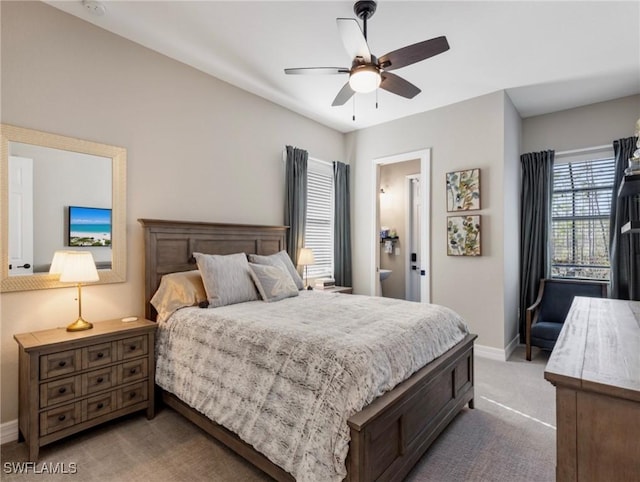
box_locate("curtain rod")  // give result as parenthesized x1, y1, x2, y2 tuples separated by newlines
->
(281, 149, 332, 166)
(555, 144, 611, 156)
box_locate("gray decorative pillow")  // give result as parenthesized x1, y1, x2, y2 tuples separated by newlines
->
(193, 252, 259, 308)
(248, 263, 299, 302)
(248, 250, 304, 290)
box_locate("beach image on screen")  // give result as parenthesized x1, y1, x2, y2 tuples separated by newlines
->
(69, 206, 111, 247)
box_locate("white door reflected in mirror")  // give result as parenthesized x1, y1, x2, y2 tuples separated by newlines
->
(9, 155, 34, 275)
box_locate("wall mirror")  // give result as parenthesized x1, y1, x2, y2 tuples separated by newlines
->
(1, 124, 126, 292)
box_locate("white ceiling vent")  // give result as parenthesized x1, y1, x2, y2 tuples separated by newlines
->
(82, 0, 106, 17)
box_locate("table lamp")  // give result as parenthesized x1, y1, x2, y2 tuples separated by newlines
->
(50, 251, 100, 331)
(297, 248, 315, 289)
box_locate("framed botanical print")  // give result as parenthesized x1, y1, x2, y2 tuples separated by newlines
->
(446, 168, 480, 211)
(447, 215, 481, 256)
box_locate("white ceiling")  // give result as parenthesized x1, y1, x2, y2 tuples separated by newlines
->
(47, 1, 640, 133)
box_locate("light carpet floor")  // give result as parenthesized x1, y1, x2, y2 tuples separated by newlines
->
(2, 346, 555, 481)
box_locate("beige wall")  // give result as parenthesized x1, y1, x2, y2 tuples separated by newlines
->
(379, 159, 420, 299)
(347, 91, 512, 351)
(502, 94, 522, 347)
(0, 2, 345, 423)
(522, 94, 640, 153)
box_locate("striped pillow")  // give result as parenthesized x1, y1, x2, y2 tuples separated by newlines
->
(194, 252, 258, 308)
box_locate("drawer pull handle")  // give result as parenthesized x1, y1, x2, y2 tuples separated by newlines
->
(129, 368, 137, 374)
(58, 361, 67, 367)
(96, 377, 104, 383)
(129, 345, 137, 351)
(97, 403, 104, 409)
(58, 387, 66, 394)
(58, 415, 66, 422)
(129, 391, 136, 399)
(97, 352, 104, 359)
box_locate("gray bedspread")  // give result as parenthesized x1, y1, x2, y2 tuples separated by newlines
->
(155, 291, 469, 481)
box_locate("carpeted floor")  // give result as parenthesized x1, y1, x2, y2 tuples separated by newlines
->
(2, 346, 555, 481)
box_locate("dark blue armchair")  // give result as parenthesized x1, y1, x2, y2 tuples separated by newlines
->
(525, 278, 607, 360)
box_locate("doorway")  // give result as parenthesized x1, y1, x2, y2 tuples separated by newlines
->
(371, 149, 431, 303)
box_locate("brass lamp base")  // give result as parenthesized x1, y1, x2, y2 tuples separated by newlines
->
(66, 318, 93, 332)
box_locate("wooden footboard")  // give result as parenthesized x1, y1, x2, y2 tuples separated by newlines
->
(347, 333, 476, 481)
(159, 333, 475, 482)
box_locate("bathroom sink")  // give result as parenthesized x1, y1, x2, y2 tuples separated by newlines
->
(379, 269, 392, 281)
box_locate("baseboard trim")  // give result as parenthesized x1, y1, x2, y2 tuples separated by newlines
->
(475, 344, 506, 361)
(504, 334, 520, 360)
(475, 335, 521, 362)
(1, 419, 18, 445)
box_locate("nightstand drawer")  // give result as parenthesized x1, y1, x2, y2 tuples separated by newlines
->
(40, 376, 81, 408)
(40, 402, 81, 436)
(82, 342, 115, 369)
(119, 336, 148, 360)
(84, 392, 117, 421)
(119, 382, 148, 408)
(119, 359, 148, 384)
(83, 366, 117, 395)
(40, 350, 81, 380)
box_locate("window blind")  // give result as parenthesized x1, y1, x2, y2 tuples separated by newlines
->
(551, 157, 615, 280)
(304, 159, 334, 279)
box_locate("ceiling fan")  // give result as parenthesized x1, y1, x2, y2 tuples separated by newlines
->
(284, 0, 450, 108)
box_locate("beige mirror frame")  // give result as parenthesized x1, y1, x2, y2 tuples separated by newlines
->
(0, 124, 126, 292)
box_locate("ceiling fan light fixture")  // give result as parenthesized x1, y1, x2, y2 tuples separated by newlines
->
(349, 65, 381, 93)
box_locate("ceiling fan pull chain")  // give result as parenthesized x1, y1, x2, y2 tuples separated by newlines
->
(353, 96, 356, 121)
(376, 89, 379, 109)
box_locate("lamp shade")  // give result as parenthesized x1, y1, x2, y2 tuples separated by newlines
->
(297, 248, 315, 267)
(58, 251, 99, 283)
(49, 250, 71, 275)
(349, 65, 381, 93)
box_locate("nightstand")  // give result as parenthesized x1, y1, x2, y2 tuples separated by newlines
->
(315, 286, 352, 294)
(14, 318, 156, 461)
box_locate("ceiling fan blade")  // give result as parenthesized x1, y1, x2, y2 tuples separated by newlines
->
(332, 82, 356, 106)
(380, 72, 421, 99)
(336, 18, 371, 63)
(379, 36, 449, 71)
(284, 67, 350, 75)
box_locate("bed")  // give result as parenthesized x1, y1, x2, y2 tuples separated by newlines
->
(140, 219, 476, 482)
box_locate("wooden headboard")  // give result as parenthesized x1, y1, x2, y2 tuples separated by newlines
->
(138, 219, 287, 320)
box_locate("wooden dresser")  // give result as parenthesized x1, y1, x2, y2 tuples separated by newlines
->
(544, 297, 640, 481)
(14, 318, 156, 461)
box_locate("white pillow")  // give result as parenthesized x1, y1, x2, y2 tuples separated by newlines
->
(193, 252, 259, 308)
(248, 263, 299, 302)
(248, 250, 304, 290)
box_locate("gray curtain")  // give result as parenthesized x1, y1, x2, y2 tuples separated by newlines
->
(609, 137, 639, 300)
(333, 161, 352, 287)
(519, 150, 554, 342)
(284, 145, 308, 266)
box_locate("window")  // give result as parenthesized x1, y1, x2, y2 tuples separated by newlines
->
(551, 155, 615, 280)
(304, 159, 334, 279)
